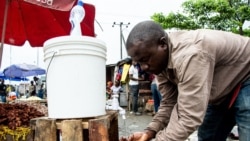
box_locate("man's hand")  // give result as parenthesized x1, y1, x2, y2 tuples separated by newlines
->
(119, 132, 151, 141)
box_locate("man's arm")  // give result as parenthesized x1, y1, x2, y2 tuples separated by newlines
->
(154, 51, 215, 140)
(129, 74, 144, 81)
(145, 72, 178, 136)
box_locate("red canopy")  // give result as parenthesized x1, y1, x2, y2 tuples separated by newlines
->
(0, 0, 95, 47)
(24, 0, 77, 11)
(0, 0, 95, 68)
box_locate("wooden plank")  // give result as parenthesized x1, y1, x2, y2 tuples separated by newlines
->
(61, 120, 83, 141)
(31, 111, 118, 141)
(30, 117, 48, 130)
(107, 111, 119, 141)
(34, 119, 57, 141)
(89, 116, 109, 141)
(89, 111, 118, 141)
(57, 121, 89, 129)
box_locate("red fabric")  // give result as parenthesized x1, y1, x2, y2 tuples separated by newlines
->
(116, 73, 121, 81)
(229, 84, 241, 108)
(24, 0, 76, 11)
(0, 0, 95, 47)
(149, 73, 155, 81)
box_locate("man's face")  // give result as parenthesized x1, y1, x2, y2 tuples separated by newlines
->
(127, 41, 168, 74)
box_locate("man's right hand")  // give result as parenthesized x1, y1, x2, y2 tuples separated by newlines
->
(119, 132, 152, 141)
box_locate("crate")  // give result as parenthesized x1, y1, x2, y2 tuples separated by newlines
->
(30, 111, 118, 141)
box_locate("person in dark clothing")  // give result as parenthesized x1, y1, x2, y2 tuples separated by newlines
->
(0, 79, 7, 102)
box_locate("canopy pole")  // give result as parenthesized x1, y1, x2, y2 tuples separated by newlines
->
(0, 0, 9, 69)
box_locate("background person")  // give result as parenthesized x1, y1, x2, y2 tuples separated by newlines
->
(129, 60, 144, 116)
(106, 81, 113, 99)
(37, 83, 45, 99)
(6, 89, 17, 102)
(150, 74, 162, 115)
(29, 81, 35, 97)
(27, 90, 42, 100)
(0, 79, 7, 102)
(111, 80, 123, 96)
(110, 80, 123, 104)
(33, 76, 42, 94)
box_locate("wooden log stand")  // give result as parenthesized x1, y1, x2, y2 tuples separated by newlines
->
(30, 110, 118, 141)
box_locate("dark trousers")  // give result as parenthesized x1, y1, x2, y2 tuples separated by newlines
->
(129, 85, 139, 112)
(198, 78, 250, 141)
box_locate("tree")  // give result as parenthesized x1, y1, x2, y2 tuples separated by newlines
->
(151, 0, 250, 36)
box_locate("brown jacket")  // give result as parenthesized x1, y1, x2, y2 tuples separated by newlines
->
(146, 29, 250, 141)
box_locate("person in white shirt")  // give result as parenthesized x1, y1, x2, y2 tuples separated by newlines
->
(129, 60, 144, 115)
(111, 80, 123, 96)
(110, 80, 123, 106)
(33, 76, 42, 94)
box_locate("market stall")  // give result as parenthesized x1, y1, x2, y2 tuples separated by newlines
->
(113, 58, 153, 112)
(0, 102, 47, 141)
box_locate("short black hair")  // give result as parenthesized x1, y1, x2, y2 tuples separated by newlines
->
(33, 76, 38, 80)
(126, 21, 166, 50)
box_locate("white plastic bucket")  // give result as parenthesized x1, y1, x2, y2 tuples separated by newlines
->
(43, 36, 107, 118)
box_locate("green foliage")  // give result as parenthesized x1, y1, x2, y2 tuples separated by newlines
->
(151, 12, 200, 30)
(151, 0, 250, 36)
(232, 27, 250, 36)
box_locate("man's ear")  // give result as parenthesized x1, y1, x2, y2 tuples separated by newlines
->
(159, 37, 167, 45)
(159, 37, 168, 51)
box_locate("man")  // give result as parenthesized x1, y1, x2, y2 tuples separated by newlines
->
(0, 79, 7, 102)
(129, 60, 144, 116)
(37, 83, 45, 99)
(33, 76, 42, 94)
(29, 81, 36, 97)
(120, 21, 250, 141)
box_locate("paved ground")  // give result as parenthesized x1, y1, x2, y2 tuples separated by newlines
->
(118, 111, 153, 138)
(117, 110, 239, 141)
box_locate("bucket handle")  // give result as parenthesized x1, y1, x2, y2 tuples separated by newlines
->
(45, 51, 57, 92)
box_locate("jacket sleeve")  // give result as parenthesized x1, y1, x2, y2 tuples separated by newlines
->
(149, 51, 215, 141)
(145, 72, 178, 133)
